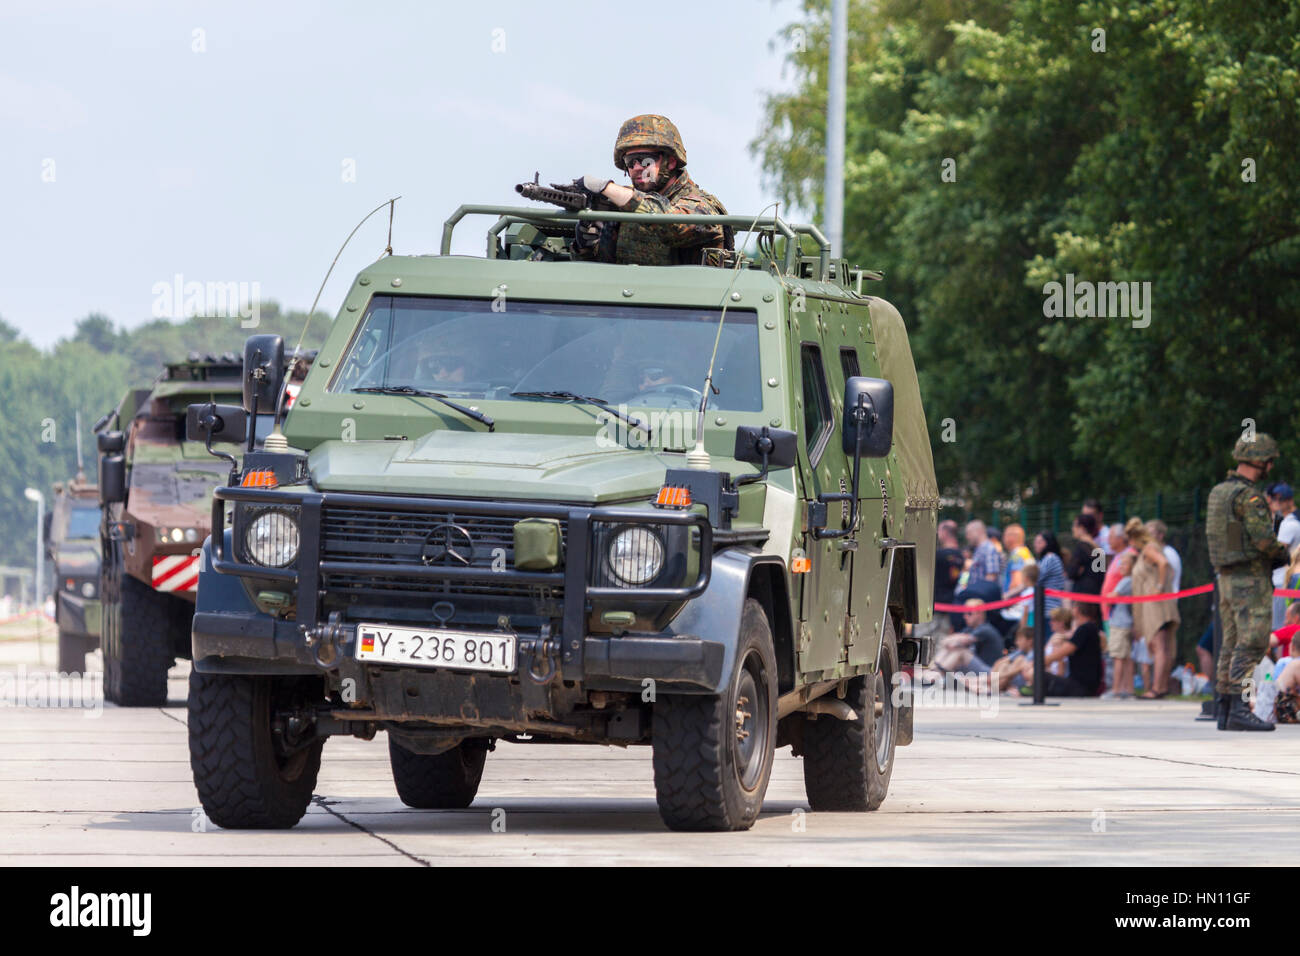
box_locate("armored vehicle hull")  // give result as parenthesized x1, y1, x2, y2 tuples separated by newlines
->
(48, 477, 103, 673)
(187, 206, 937, 831)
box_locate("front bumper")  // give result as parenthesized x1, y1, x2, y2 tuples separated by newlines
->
(192, 610, 723, 689)
(202, 486, 715, 688)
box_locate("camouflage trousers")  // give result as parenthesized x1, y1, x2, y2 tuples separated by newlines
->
(1216, 573, 1272, 696)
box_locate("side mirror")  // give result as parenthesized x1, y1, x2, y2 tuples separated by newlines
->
(842, 377, 894, 458)
(734, 426, 798, 470)
(99, 455, 126, 505)
(186, 403, 248, 444)
(243, 334, 285, 414)
(97, 431, 125, 454)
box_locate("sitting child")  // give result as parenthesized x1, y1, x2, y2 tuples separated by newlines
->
(1045, 606, 1074, 677)
(983, 625, 1036, 694)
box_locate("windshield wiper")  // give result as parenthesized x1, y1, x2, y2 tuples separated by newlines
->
(352, 385, 495, 431)
(510, 391, 651, 438)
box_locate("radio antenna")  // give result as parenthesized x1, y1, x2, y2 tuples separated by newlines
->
(275, 196, 401, 425)
(688, 201, 781, 470)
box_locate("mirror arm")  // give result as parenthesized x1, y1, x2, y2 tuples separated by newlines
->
(735, 428, 774, 488)
(197, 403, 240, 483)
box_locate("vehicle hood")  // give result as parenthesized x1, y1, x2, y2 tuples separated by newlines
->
(309, 431, 677, 503)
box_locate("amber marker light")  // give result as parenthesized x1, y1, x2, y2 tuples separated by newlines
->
(240, 469, 279, 489)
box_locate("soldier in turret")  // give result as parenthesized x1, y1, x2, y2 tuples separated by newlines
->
(1206, 433, 1290, 731)
(573, 114, 733, 266)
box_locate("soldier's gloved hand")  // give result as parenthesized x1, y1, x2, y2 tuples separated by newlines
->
(581, 175, 612, 196)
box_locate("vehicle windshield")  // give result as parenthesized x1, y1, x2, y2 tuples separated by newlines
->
(67, 506, 100, 539)
(329, 296, 763, 412)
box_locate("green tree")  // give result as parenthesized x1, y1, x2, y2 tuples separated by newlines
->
(72, 313, 122, 354)
(756, 0, 1300, 507)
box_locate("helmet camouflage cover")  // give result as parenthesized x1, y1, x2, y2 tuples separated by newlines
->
(1233, 432, 1280, 464)
(614, 114, 687, 170)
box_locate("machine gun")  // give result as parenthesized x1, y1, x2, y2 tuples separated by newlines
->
(515, 173, 603, 211)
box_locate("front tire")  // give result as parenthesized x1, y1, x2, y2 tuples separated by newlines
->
(188, 672, 323, 829)
(652, 598, 777, 831)
(802, 616, 900, 811)
(388, 738, 488, 809)
(102, 555, 175, 706)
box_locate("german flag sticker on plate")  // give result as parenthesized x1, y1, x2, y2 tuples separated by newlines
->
(361, 634, 375, 653)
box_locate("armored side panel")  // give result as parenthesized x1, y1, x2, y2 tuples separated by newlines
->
(870, 297, 938, 621)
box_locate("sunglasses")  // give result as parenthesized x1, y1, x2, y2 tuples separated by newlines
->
(623, 153, 661, 171)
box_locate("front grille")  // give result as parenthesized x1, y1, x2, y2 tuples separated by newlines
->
(319, 504, 568, 602)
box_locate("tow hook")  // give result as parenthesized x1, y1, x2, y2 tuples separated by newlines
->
(303, 611, 350, 669)
(520, 624, 559, 685)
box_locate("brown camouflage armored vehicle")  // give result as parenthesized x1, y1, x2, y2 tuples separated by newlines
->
(97, 353, 312, 705)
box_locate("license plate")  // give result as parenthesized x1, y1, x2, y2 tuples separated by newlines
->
(355, 623, 517, 674)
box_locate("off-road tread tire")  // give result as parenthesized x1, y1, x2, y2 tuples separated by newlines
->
(105, 571, 174, 707)
(652, 599, 776, 832)
(802, 619, 899, 812)
(188, 671, 322, 829)
(388, 738, 487, 809)
(58, 628, 88, 674)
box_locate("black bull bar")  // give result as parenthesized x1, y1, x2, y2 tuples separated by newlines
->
(209, 486, 713, 680)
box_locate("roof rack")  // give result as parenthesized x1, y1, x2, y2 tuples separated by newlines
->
(439, 205, 832, 279)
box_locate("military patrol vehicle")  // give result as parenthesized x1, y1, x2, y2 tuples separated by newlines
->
(48, 434, 103, 674)
(96, 353, 309, 706)
(186, 203, 938, 831)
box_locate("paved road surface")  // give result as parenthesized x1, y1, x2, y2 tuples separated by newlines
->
(2, 634, 1297, 865)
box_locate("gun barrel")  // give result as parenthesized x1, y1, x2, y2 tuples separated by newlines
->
(515, 182, 586, 210)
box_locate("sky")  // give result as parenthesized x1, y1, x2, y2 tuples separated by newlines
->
(0, 0, 809, 349)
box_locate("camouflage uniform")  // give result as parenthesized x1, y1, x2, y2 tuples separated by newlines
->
(1207, 436, 1289, 699)
(576, 114, 733, 266)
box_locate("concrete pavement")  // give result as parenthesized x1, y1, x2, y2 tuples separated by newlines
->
(2, 629, 1296, 865)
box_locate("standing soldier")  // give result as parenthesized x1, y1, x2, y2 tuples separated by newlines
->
(1206, 433, 1289, 731)
(573, 114, 733, 266)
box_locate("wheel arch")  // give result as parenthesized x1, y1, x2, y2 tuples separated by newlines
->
(665, 548, 794, 695)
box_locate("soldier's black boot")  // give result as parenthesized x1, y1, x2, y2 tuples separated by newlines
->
(1225, 695, 1274, 732)
(1216, 693, 1231, 730)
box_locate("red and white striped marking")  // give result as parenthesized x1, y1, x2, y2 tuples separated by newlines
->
(152, 555, 200, 593)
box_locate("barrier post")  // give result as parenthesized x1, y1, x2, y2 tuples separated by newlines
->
(1032, 577, 1047, 705)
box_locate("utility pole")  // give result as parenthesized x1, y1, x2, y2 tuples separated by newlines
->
(824, 0, 848, 258)
(24, 486, 46, 663)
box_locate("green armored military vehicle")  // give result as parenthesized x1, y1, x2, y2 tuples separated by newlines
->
(186, 204, 939, 831)
(48, 469, 103, 674)
(96, 355, 291, 706)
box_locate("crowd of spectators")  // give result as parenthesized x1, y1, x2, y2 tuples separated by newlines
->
(922, 498, 1299, 722)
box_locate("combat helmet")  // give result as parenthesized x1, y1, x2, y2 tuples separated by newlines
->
(614, 114, 687, 170)
(1233, 432, 1280, 464)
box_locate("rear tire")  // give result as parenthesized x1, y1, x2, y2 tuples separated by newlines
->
(388, 738, 488, 809)
(188, 672, 323, 829)
(103, 559, 175, 707)
(652, 598, 777, 831)
(802, 617, 900, 811)
(58, 628, 88, 674)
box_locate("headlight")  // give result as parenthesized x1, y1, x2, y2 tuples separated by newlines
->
(80, 581, 95, 598)
(606, 526, 665, 586)
(244, 510, 300, 567)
